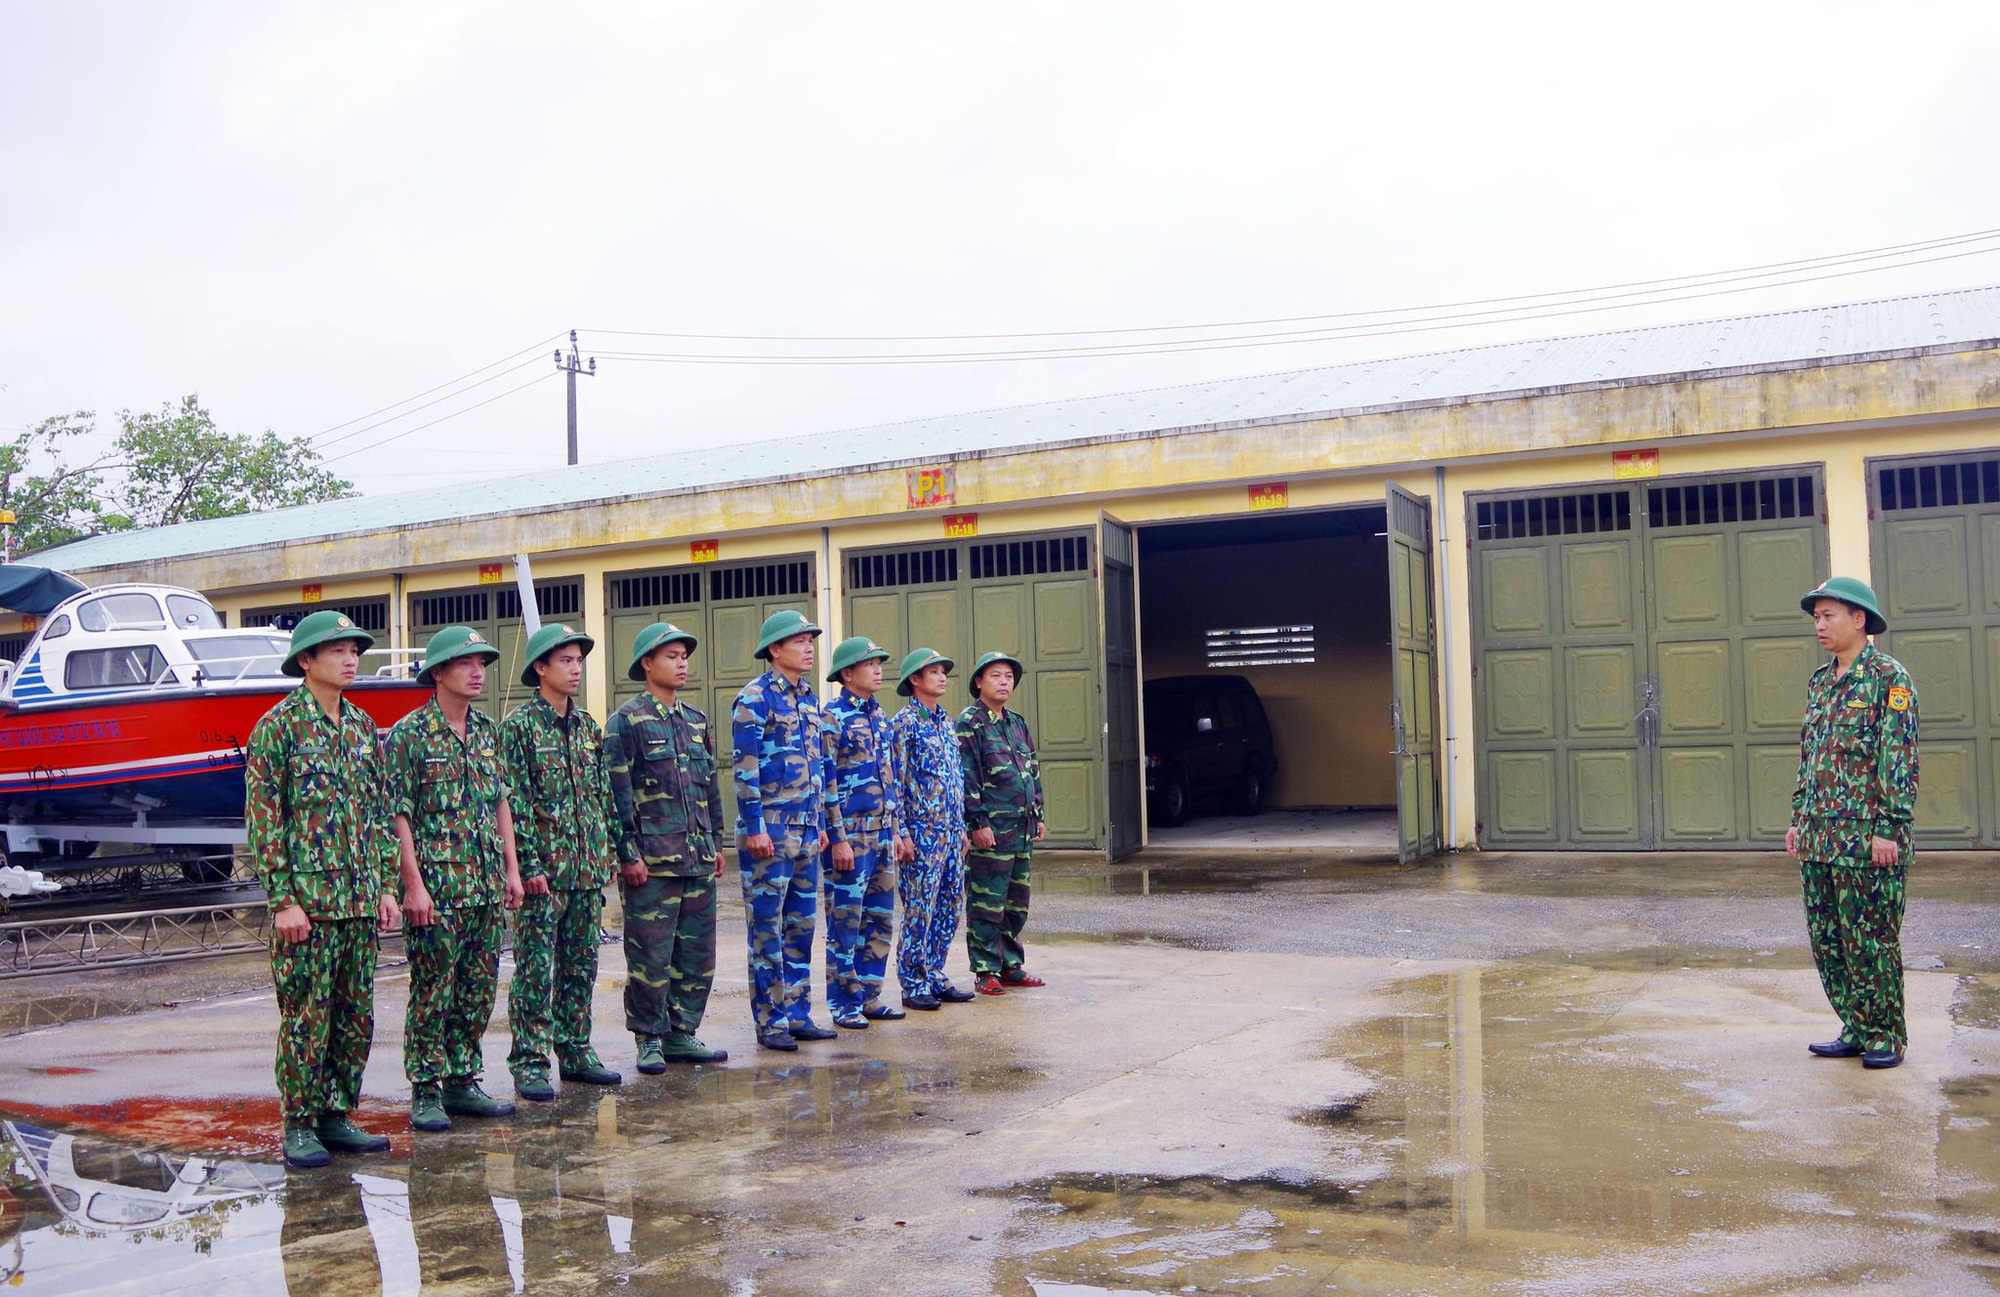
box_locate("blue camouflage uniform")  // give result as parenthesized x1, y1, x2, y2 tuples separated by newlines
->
(885, 698, 966, 999)
(822, 687, 901, 1016)
(732, 669, 833, 1033)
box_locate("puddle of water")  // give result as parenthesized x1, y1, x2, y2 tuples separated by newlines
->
(997, 967, 2000, 1295)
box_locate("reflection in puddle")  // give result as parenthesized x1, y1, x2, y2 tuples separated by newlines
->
(1005, 969, 2000, 1294)
(2, 1053, 1037, 1294)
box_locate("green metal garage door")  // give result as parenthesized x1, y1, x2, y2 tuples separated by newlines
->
(408, 577, 585, 720)
(605, 555, 815, 834)
(844, 530, 1101, 849)
(1868, 451, 2000, 848)
(1470, 469, 1825, 849)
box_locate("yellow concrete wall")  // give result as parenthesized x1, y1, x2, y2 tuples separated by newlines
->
(1139, 536, 1396, 808)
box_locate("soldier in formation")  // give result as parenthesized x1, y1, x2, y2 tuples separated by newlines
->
(604, 621, 729, 1070)
(957, 651, 1047, 996)
(885, 648, 975, 1010)
(501, 623, 623, 1098)
(820, 636, 905, 1028)
(245, 611, 401, 1169)
(388, 626, 527, 1131)
(1788, 577, 1920, 1070)
(730, 610, 839, 1051)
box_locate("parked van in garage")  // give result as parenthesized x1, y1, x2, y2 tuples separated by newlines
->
(1143, 674, 1276, 826)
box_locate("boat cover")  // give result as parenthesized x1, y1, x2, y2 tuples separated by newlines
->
(0, 565, 88, 616)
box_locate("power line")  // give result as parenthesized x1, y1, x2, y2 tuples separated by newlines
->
(307, 334, 565, 445)
(320, 371, 562, 467)
(313, 351, 554, 451)
(582, 244, 2000, 366)
(580, 226, 2000, 344)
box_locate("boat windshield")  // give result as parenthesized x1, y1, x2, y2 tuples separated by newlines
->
(166, 594, 223, 629)
(77, 593, 167, 632)
(186, 636, 290, 680)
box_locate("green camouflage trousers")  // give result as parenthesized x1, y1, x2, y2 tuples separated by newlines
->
(965, 846, 1033, 976)
(405, 903, 504, 1088)
(508, 886, 606, 1073)
(621, 872, 718, 1038)
(269, 916, 376, 1125)
(1801, 858, 1908, 1053)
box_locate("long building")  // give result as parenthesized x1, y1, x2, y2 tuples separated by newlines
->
(30, 285, 2000, 857)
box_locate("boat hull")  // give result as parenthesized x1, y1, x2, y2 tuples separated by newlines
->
(0, 680, 431, 826)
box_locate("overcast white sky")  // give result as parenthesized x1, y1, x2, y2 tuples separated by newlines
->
(3, 2, 1998, 496)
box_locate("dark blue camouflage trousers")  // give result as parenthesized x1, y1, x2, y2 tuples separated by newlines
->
(823, 832, 896, 1014)
(737, 825, 819, 1033)
(897, 820, 964, 998)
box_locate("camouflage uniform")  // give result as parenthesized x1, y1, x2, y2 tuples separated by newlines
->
(732, 669, 832, 1033)
(958, 704, 1044, 976)
(822, 687, 900, 1015)
(605, 691, 725, 1039)
(886, 697, 966, 998)
(245, 686, 396, 1127)
(1793, 644, 1920, 1054)
(387, 697, 513, 1090)
(502, 694, 617, 1079)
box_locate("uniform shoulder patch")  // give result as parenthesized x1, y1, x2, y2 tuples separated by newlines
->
(1887, 685, 1912, 712)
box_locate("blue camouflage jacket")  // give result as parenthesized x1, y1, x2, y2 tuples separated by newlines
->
(731, 669, 831, 837)
(823, 687, 899, 844)
(886, 698, 964, 833)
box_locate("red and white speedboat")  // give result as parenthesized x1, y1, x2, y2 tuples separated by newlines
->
(0, 567, 428, 858)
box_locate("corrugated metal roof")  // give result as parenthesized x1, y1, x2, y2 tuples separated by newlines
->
(38, 283, 2000, 571)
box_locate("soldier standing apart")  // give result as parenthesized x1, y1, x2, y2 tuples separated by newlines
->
(886, 649, 975, 1011)
(732, 610, 838, 1051)
(245, 611, 400, 1169)
(958, 652, 1047, 997)
(821, 637, 906, 1029)
(388, 627, 527, 1131)
(501, 623, 624, 1100)
(604, 622, 729, 1071)
(1787, 577, 1920, 1070)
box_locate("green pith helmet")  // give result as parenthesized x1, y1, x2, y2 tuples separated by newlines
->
(754, 609, 822, 661)
(627, 621, 698, 681)
(967, 650, 1026, 695)
(895, 647, 954, 697)
(519, 622, 595, 687)
(1800, 576, 1886, 636)
(826, 635, 892, 683)
(283, 609, 375, 678)
(417, 625, 501, 687)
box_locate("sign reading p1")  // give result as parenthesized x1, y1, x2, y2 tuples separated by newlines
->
(478, 564, 504, 584)
(1612, 449, 1660, 479)
(690, 539, 720, 563)
(909, 466, 956, 509)
(1248, 482, 1289, 510)
(944, 513, 979, 539)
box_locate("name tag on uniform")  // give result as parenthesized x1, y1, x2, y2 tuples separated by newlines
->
(1845, 699, 1869, 709)
(423, 756, 449, 765)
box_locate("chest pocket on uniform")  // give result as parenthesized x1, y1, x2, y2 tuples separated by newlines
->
(1830, 711, 1877, 756)
(289, 751, 338, 813)
(418, 759, 459, 811)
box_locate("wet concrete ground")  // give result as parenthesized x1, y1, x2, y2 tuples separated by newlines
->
(3, 849, 1998, 1294)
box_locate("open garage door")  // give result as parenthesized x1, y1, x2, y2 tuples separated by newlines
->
(409, 577, 584, 719)
(1387, 482, 1442, 861)
(1469, 469, 1824, 849)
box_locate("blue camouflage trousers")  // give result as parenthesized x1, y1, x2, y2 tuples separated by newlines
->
(823, 832, 897, 1015)
(897, 820, 964, 998)
(737, 825, 820, 1033)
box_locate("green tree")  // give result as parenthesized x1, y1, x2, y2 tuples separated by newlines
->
(109, 394, 354, 530)
(0, 413, 119, 554)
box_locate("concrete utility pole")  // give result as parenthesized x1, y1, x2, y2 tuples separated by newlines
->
(554, 330, 596, 466)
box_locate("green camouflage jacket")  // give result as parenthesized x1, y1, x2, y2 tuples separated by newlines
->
(386, 696, 512, 908)
(957, 704, 1044, 852)
(244, 686, 396, 919)
(1792, 644, 1920, 865)
(501, 693, 616, 891)
(605, 691, 726, 877)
